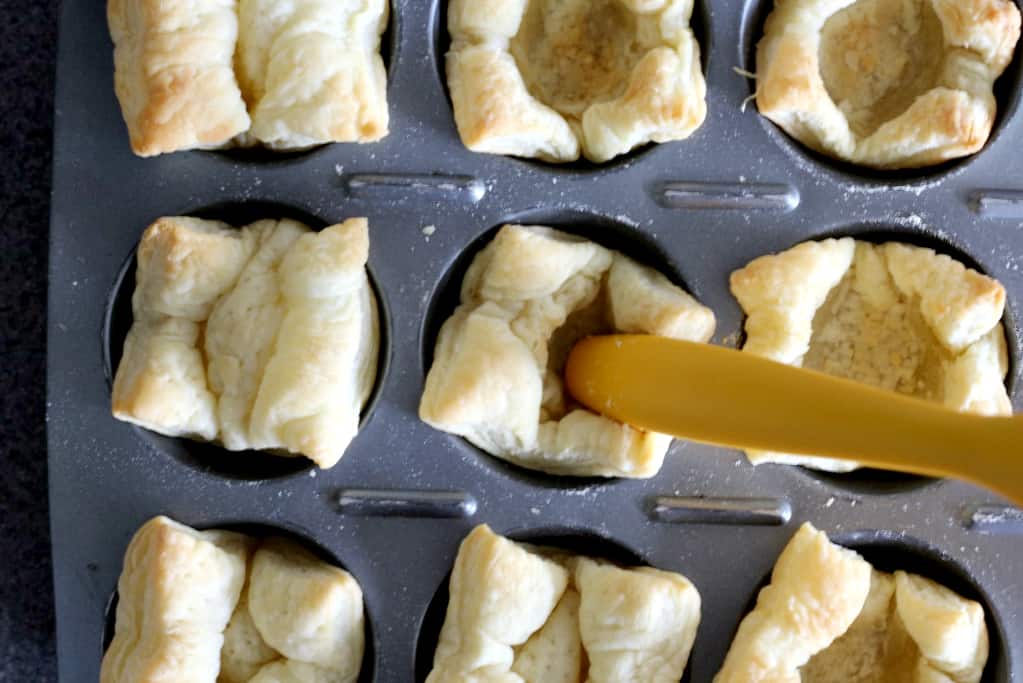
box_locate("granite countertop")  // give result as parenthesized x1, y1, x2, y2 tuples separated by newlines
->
(1, 0, 59, 679)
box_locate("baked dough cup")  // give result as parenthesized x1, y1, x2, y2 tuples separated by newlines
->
(730, 237, 1010, 471)
(419, 224, 715, 478)
(111, 216, 379, 469)
(755, 0, 1021, 169)
(100, 516, 251, 683)
(446, 0, 707, 163)
(714, 523, 989, 683)
(108, 0, 388, 156)
(426, 524, 701, 683)
(102, 517, 366, 683)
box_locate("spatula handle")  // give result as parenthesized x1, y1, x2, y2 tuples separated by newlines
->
(565, 335, 1023, 504)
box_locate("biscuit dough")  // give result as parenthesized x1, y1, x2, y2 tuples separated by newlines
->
(755, 0, 1021, 168)
(447, 0, 706, 162)
(112, 216, 379, 469)
(101, 517, 366, 683)
(714, 523, 989, 683)
(108, 0, 389, 155)
(426, 524, 701, 683)
(420, 224, 715, 478)
(730, 238, 1010, 471)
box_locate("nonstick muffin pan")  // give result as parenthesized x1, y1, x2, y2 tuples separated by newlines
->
(48, 0, 1023, 681)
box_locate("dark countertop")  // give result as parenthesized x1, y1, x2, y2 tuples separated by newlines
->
(1, 0, 59, 680)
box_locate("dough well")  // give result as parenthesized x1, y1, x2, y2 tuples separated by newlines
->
(420, 224, 715, 478)
(755, 0, 1021, 168)
(446, 0, 706, 162)
(714, 523, 989, 683)
(730, 238, 1010, 471)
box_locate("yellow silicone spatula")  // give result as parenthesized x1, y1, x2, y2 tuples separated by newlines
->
(564, 335, 1023, 504)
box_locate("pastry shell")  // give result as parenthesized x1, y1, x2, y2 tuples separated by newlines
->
(419, 224, 715, 478)
(755, 0, 1021, 169)
(446, 0, 706, 163)
(714, 523, 989, 683)
(730, 237, 1010, 471)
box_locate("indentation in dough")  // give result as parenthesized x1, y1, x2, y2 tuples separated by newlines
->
(819, 0, 945, 138)
(803, 243, 946, 401)
(511, 0, 644, 118)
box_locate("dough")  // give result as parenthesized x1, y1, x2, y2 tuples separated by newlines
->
(427, 524, 570, 682)
(575, 558, 701, 683)
(714, 523, 989, 683)
(730, 238, 1010, 471)
(420, 224, 715, 478)
(447, 0, 706, 162)
(220, 590, 279, 683)
(108, 0, 389, 155)
(236, 0, 389, 148)
(100, 516, 251, 683)
(107, 0, 251, 156)
(248, 539, 365, 682)
(755, 0, 1021, 168)
(111, 216, 379, 469)
(426, 525, 701, 683)
(101, 517, 367, 683)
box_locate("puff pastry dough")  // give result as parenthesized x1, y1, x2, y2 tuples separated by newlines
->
(108, 0, 389, 156)
(447, 0, 706, 163)
(102, 517, 366, 683)
(426, 524, 701, 683)
(112, 216, 379, 469)
(755, 0, 1021, 169)
(100, 516, 251, 683)
(714, 523, 989, 683)
(420, 224, 715, 478)
(730, 238, 1010, 471)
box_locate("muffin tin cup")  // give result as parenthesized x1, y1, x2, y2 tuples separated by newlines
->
(49, 0, 1023, 681)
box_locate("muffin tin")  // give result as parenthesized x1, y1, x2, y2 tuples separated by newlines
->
(47, 0, 1023, 681)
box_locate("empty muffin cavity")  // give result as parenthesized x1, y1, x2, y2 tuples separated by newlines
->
(818, 0, 945, 139)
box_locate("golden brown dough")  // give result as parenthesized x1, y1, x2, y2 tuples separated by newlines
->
(111, 216, 379, 469)
(730, 238, 1010, 471)
(107, 0, 251, 156)
(100, 516, 251, 683)
(420, 225, 715, 478)
(108, 0, 389, 155)
(715, 523, 989, 683)
(447, 0, 706, 162)
(755, 0, 1021, 169)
